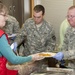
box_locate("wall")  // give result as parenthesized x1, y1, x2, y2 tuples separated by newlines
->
(24, 0, 30, 22)
(34, 0, 41, 5)
(34, 0, 73, 44)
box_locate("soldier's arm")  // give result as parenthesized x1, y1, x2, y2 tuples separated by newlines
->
(46, 27, 56, 52)
(13, 19, 20, 33)
(60, 29, 74, 60)
(14, 24, 27, 46)
(10, 15, 20, 34)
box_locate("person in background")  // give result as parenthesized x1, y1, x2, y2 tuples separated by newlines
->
(53, 5, 75, 75)
(59, 19, 69, 49)
(4, 15, 20, 44)
(0, 3, 45, 75)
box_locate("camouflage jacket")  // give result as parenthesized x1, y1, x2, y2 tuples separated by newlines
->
(4, 15, 20, 44)
(5, 15, 20, 34)
(61, 26, 75, 60)
(16, 18, 56, 54)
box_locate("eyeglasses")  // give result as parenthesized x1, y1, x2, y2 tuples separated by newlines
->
(0, 13, 7, 17)
(66, 15, 75, 19)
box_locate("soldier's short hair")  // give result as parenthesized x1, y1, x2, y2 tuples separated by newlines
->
(33, 5, 45, 15)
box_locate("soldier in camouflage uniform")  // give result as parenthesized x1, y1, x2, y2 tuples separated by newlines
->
(59, 6, 75, 75)
(15, 4, 56, 56)
(4, 15, 20, 44)
(14, 5, 56, 74)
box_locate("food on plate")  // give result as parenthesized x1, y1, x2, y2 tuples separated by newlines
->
(39, 53, 51, 57)
(39, 52, 56, 57)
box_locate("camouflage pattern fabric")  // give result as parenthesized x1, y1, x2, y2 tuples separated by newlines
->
(4, 15, 20, 44)
(15, 18, 56, 56)
(61, 26, 75, 75)
(61, 26, 75, 60)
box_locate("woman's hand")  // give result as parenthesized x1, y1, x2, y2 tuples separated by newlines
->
(30, 53, 45, 61)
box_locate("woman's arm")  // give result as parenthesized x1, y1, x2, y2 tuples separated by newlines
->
(0, 34, 32, 64)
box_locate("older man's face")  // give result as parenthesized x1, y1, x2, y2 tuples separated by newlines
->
(67, 8, 75, 27)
